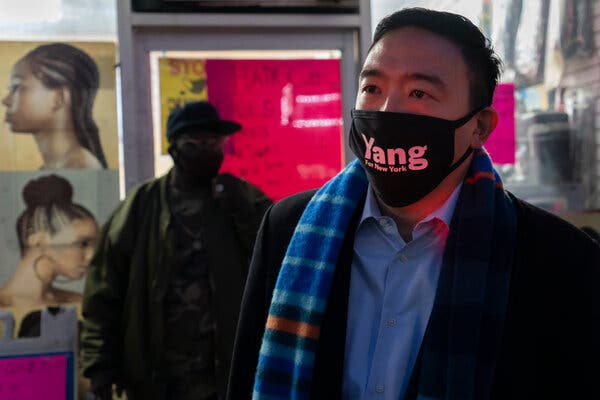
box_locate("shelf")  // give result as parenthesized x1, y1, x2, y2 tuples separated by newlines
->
(129, 12, 363, 28)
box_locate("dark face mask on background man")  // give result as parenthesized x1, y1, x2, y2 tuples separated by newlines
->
(168, 135, 225, 183)
(349, 108, 482, 207)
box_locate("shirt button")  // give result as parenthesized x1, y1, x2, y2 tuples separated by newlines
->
(387, 318, 396, 327)
(399, 253, 408, 263)
(375, 384, 385, 393)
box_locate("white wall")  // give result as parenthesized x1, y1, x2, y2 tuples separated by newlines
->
(371, 0, 483, 35)
(0, 0, 117, 41)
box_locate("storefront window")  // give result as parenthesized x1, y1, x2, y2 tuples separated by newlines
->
(150, 50, 345, 201)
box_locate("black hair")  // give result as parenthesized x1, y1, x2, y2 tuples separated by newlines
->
(371, 8, 502, 109)
(22, 43, 108, 168)
(16, 174, 96, 255)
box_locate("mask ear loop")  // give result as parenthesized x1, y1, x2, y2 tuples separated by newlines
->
(447, 147, 474, 175)
(447, 107, 483, 174)
(451, 106, 486, 128)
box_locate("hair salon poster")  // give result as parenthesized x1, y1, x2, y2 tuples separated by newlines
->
(0, 41, 118, 171)
(0, 41, 119, 399)
(158, 57, 345, 201)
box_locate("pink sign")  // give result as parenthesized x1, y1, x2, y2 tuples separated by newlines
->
(488, 83, 516, 164)
(0, 355, 67, 400)
(206, 59, 344, 201)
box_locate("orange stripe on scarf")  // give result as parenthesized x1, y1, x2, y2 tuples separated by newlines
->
(465, 171, 503, 188)
(266, 316, 321, 339)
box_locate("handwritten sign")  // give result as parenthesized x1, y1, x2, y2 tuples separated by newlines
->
(0, 354, 69, 400)
(159, 58, 209, 154)
(488, 83, 516, 164)
(206, 59, 344, 200)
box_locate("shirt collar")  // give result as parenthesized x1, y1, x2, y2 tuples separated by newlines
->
(423, 183, 462, 227)
(359, 183, 463, 229)
(359, 185, 384, 222)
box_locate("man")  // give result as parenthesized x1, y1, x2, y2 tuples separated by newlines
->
(81, 101, 272, 400)
(228, 8, 600, 400)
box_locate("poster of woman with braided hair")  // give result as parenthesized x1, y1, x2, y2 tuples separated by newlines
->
(0, 41, 118, 171)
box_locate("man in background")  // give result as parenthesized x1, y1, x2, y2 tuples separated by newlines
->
(82, 101, 272, 400)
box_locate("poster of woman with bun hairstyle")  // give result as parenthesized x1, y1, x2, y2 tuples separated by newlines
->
(0, 174, 98, 307)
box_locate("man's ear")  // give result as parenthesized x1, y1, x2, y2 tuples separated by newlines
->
(471, 107, 498, 148)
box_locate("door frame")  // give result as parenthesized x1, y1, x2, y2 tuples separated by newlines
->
(117, 2, 371, 191)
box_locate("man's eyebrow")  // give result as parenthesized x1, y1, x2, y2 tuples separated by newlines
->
(359, 70, 446, 89)
(359, 68, 383, 80)
(407, 73, 446, 89)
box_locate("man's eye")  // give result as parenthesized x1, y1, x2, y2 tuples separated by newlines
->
(180, 142, 197, 150)
(362, 85, 380, 95)
(410, 90, 427, 99)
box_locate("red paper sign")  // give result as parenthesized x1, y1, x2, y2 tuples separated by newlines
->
(488, 83, 516, 164)
(206, 59, 344, 201)
(0, 355, 67, 399)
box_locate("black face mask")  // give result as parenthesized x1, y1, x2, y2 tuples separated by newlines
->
(349, 108, 481, 207)
(168, 142, 224, 182)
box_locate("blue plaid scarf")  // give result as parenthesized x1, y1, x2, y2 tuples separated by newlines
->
(253, 149, 517, 400)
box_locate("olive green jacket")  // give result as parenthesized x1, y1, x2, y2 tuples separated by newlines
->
(81, 171, 271, 400)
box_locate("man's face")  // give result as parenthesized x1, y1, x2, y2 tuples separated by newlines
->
(174, 130, 227, 152)
(169, 129, 228, 179)
(355, 27, 481, 164)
